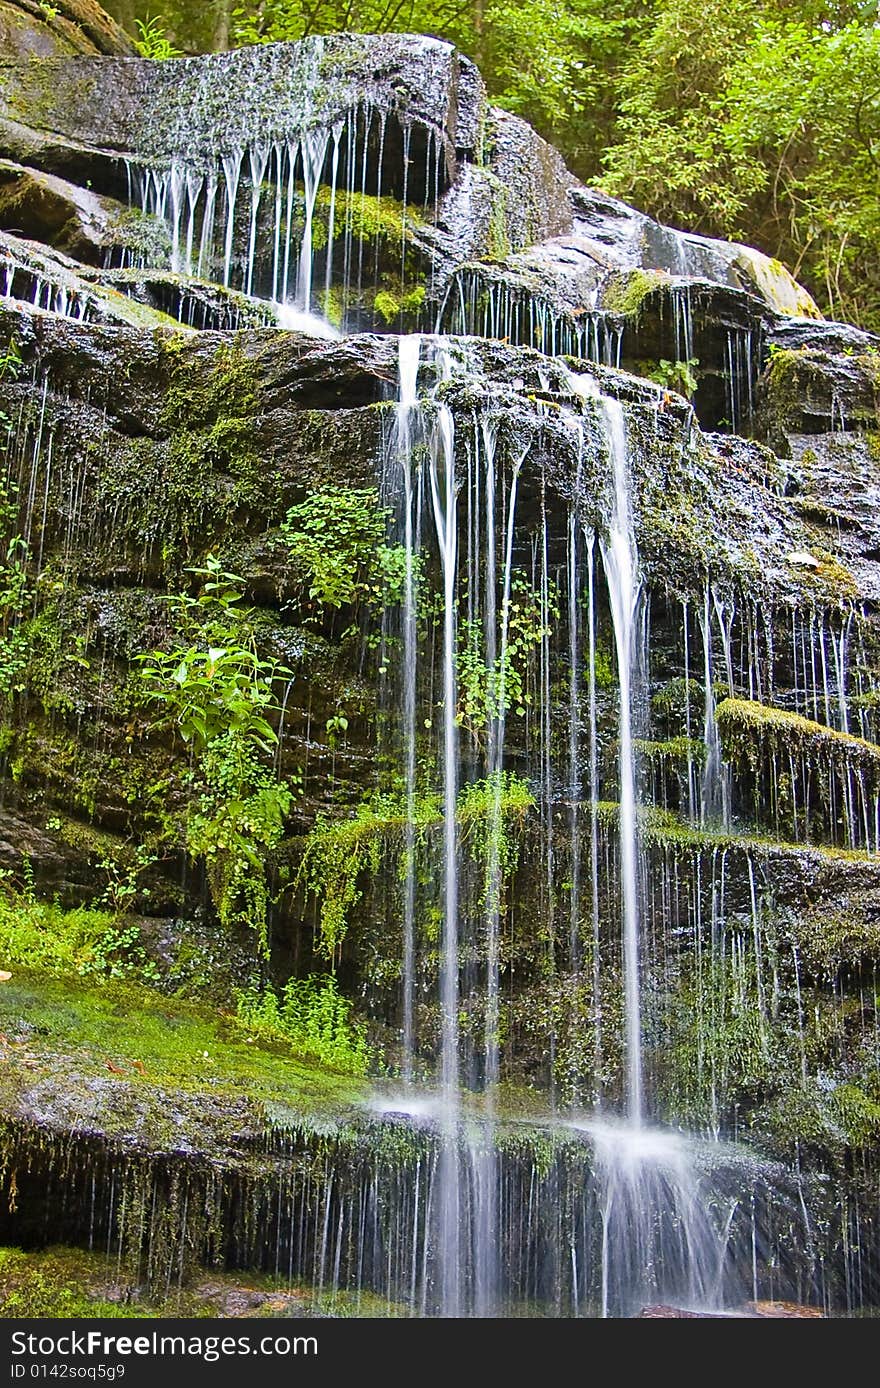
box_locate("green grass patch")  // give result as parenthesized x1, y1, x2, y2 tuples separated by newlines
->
(0, 969, 368, 1120)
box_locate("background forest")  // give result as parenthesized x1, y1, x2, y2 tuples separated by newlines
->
(103, 0, 880, 331)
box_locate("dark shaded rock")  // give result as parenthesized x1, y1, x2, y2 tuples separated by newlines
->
(1, 229, 180, 327)
(0, 159, 130, 264)
(757, 344, 880, 438)
(768, 315, 877, 356)
(0, 0, 133, 58)
(0, 808, 69, 878)
(785, 433, 880, 605)
(87, 266, 279, 330)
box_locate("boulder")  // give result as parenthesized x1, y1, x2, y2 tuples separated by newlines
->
(0, 159, 127, 264)
(0, 0, 133, 58)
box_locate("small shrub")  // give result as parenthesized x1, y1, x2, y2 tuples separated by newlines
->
(235, 974, 371, 1075)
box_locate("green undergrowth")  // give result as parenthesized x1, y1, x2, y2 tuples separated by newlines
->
(0, 1245, 402, 1318)
(0, 878, 160, 984)
(235, 974, 372, 1076)
(0, 969, 369, 1116)
(0, 1246, 157, 1319)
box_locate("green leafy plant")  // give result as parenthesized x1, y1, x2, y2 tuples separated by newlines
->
(134, 15, 182, 59)
(97, 843, 159, 915)
(645, 357, 700, 398)
(235, 973, 371, 1075)
(139, 556, 296, 952)
(0, 874, 159, 983)
(0, 338, 21, 438)
(457, 572, 558, 736)
(0, 534, 30, 697)
(281, 486, 407, 616)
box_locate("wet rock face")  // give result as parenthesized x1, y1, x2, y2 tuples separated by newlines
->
(0, 0, 133, 58)
(0, 36, 483, 185)
(0, 160, 127, 264)
(0, 30, 823, 346)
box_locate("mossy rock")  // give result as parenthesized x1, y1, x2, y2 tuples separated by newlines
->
(0, 0, 134, 59)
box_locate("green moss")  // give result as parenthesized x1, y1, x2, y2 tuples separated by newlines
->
(315, 185, 422, 247)
(716, 696, 880, 779)
(595, 800, 875, 863)
(0, 1245, 404, 1318)
(602, 268, 670, 319)
(102, 206, 171, 266)
(298, 773, 535, 957)
(0, 969, 368, 1124)
(160, 339, 258, 433)
(0, 1246, 157, 1318)
(484, 176, 511, 262)
(764, 346, 817, 427)
(633, 736, 706, 766)
(373, 284, 426, 325)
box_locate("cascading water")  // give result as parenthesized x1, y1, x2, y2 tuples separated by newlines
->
(395, 335, 421, 1084)
(568, 371, 644, 1124)
(7, 33, 880, 1319)
(129, 93, 445, 333)
(375, 346, 791, 1316)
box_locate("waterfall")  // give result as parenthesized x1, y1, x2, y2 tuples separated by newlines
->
(396, 335, 421, 1083)
(131, 102, 435, 331)
(392, 337, 467, 1313)
(568, 371, 644, 1123)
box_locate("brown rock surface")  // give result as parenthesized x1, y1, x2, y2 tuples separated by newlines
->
(0, 159, 127, 263)
(0, 0, 133, 58)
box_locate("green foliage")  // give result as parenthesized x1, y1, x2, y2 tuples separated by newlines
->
(0, 343, 37, 702)
(139, 557, 296, 951)
(0, 874, 159, 983)
(281, 486, 407, 614)
(659, 949, 777, 1129)
(0, 1247, 153, 1319)
(235, 973, 371, 1074)
(135, 15, 183, 59)
(298, 773, 534, 957)
(0, 535, 30, 699)
(458, 770, 535, 917)
(457, 572, 557, 736)
(645, 357, 700, 399)
(296, 793, 403, 960)
(0, 337, 21, 439)
(373, 285, 426, 324)
(0, 338, 20, 380)
(602, 2, 880, 327)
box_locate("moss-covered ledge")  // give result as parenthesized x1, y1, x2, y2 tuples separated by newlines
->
(716, 696, 880, 780)
(0, 970, 369, 1153)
